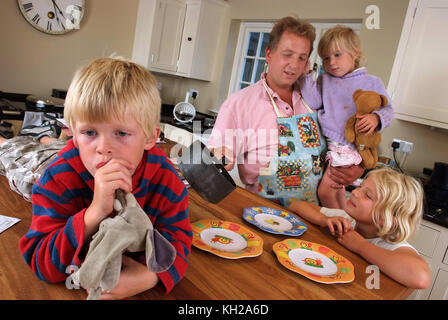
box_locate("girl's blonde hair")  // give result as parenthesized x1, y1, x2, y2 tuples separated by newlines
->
(318, 25, 365, 69)
(367, 167, 424, 244)
(64, 56, 161, 138)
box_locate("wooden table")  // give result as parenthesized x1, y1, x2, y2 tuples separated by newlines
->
(0, 173, 412, 300)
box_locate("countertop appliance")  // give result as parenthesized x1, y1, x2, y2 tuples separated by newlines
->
(424, 162, 448, 228)
(161, 104, 215, 133)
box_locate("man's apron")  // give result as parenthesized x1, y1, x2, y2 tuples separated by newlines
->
(258, 82, 327, 207)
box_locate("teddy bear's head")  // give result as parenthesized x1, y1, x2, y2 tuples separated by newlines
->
(353, 89, 388, 114)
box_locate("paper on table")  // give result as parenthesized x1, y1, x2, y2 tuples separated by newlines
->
(0, 215, 21, 234)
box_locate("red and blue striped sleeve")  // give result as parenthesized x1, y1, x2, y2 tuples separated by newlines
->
(138, 150, 192, 294)
(19, 152, 91, 283)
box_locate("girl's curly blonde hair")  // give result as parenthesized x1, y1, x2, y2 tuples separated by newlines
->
(367, 167, 424, 244)
(318, 25, 365, 69)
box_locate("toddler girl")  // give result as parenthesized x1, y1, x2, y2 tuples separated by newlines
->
(301, 25, 394, 209)
(289, 167, 430, 289)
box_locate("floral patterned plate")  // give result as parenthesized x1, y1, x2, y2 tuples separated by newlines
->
(273, 239, 355, 284)
(191, 219, 263, 259)
(243, 207, 307, 236)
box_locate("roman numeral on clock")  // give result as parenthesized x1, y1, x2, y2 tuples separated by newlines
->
(47, 21, 52, 31)
(23, 2, 33, 12)
(32, 13, 40, 25)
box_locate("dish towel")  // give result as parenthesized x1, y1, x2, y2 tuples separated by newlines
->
(72, 190, 176, 300)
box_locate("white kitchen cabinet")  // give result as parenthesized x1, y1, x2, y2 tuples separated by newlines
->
(149, 0, 186, 72)
(408, 219, 448, 300)
(429, 269, 448, 299)
(387, 0, 448, 129)
(132, 0, 228, 81)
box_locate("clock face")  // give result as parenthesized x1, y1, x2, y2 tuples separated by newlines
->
(18, 0, 85, 35)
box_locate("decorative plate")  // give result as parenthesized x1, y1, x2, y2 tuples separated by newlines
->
(191, 219, 263, 259)
(243, 207, 307, 236)
(273, 239, 355, 284)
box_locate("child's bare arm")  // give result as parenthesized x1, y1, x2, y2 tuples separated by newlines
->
(338, 230, 431, 289)
(288, 201, 328, 227)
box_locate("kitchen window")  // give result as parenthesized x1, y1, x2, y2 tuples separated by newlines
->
(228, 21, 361, 96)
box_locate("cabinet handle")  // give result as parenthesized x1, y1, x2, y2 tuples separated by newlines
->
(151, 54, 154, 63)
(187, 37, 192, 41)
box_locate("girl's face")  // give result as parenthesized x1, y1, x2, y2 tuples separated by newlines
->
(322, 44, 358, 77)
(345, 176, 378, 224)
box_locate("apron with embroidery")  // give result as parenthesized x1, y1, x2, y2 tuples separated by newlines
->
(258, 82, 327, 207)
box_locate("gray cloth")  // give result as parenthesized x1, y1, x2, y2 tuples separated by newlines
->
(19, 112, 61, 140)
(0, 136, 66, 201)
(72, 190, 177, 300)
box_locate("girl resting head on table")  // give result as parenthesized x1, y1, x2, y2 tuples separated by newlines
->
(289, 167, 431, 289)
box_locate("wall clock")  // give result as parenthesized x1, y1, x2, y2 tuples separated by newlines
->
(17, 0, 85, 35)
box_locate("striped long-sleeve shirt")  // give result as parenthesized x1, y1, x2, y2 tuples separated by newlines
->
(19, 139, 192, 294)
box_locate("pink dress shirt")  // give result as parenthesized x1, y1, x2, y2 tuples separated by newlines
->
(207, 74, 309, 193)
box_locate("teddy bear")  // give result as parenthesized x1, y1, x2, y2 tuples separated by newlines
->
(345, 89, 388, 169)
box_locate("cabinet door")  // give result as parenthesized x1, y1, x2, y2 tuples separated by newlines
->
(390, 0, 448, 129)
(429, 269, 448, 300)
(176, 1, 200, 76)
(149, 0, 186, 72)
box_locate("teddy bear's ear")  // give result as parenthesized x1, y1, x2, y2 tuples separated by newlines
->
(353, 89, 364, 101)
(380, 94, 388, 106)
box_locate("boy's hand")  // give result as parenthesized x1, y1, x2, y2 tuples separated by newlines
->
(355, 113, 380, 135)
(97, 256, 158, 300)
(326, 216, 353, 236)
(337, 229, 366, 253)
(84, 159, 134, 240)
(91, 158, 133, 215)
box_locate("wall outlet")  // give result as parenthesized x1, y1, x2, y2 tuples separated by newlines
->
(189, 89, 198, 99)
(390, 138, 414, 154)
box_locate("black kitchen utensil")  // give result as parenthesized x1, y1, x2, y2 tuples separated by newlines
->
(178, 140, 236, 203)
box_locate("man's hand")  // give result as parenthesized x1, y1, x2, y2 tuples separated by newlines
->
(210, 146, 235, 171)
(328, 164, 364, 189)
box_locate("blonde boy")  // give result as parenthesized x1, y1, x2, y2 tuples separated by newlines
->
(19, 57, 192, 299)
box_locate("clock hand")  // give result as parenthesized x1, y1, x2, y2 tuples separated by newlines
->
(51, 0, 66, 19)
(51, 0, 66, 29)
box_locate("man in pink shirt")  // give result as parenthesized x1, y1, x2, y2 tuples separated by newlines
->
(208, 16, 363, 197)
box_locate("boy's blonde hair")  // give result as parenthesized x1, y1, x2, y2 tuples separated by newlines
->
(318, 25, 365, 69)
(367, 167, 424, 244)
(64, 57, 161, 138)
